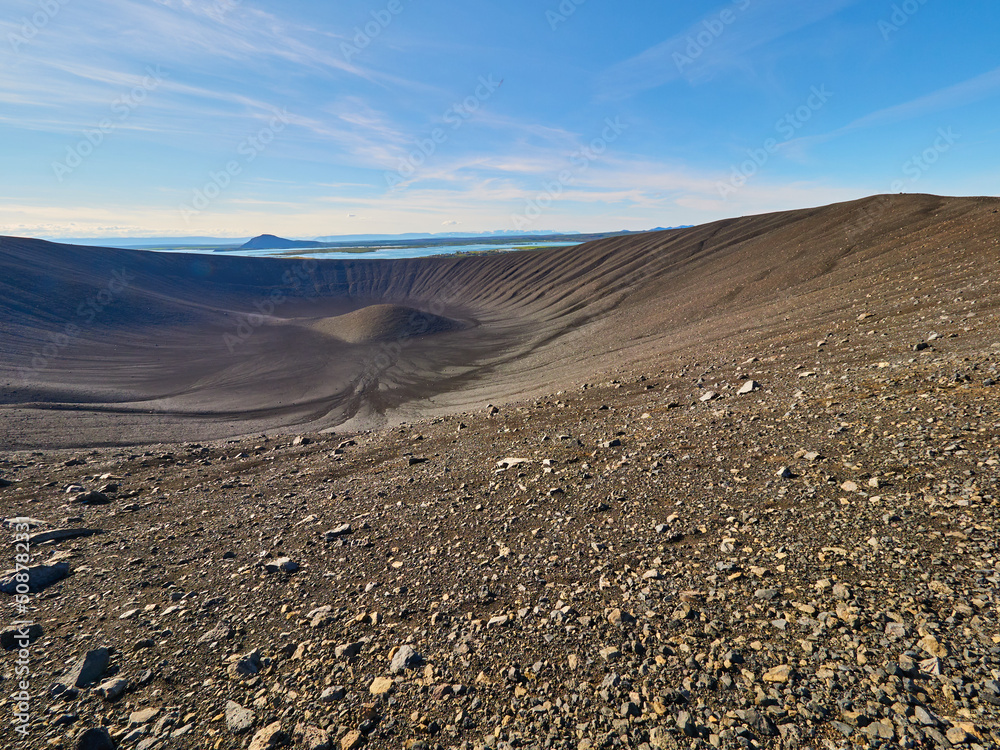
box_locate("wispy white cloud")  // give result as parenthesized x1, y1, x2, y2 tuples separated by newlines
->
(598, 0, 863, 99)
(782, 66, 1000, 157)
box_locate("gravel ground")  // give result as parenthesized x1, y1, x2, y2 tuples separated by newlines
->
(3, 316, 999, 750)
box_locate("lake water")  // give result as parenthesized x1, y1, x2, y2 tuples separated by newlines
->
(151, 240, 579, 260)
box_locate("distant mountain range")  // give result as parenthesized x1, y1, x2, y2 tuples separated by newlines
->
(45, 227, 692, 250)
(312, 229, 574, 242)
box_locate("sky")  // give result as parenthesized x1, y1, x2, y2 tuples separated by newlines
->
(1, 0, 998, 239)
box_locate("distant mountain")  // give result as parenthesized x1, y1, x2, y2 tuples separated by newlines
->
(48, 236, 250, 248)
(239, 234, 327, 251)
(312, 230, 574, 242)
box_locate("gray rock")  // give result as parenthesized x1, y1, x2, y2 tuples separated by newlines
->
(736, 709, 778, 737)
(335, 641, 363, 659)
(62, 647, 111, 688)
(29, 528, 102, 545)
(77, 727, 116, 750)
(0, 561, 71, 594)
(228, 650, 262, 678)
(320, 685, 345, 702)
(225, 699, 255, 734)
(737, 380, 761, 395)
(390, 644, 422, 673)
(70, 491, 110, 505)
(263, 557, 298, 574)
(677, 711, 697, 737)
(96, 678, 128, 701)
(1, 622, 44, 650)
(198, 621, 233, 644)
(324, 524, 352, 540)
(301, 725, 331, 750)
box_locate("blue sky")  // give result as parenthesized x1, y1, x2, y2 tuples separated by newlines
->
(1, 0, 997, 239)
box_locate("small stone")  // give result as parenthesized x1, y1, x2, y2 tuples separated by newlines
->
(700, 391, 719, 402)
(762, 664, 793, 683)
(606, 608, 636, 627)
(340, 730, 365, 750)
(263, 557, 298, 574)
(776, 466, 795, 479)
(96, 678, 127, 701)
(320, 686, 345, 703)
(302, 726, 331, 750)
(228, 650, 262, 678)
(599, 646, 620, 662)
(1, 622, 44, 650)
(840, 480, 859, 492)
(496, 457, 532, 470)
(225, 700, 255, 734)
(71, 491, 110, 505)
(335, 642, 363, 659)
(0, 562, 71, 594)
(945, 727, 970, 745)
(677, 711, 697, 737)
(62, 648, 111, 689)
(389, 644, 422, 673)
(129, 708, 159, 725)
(198, 621, 233, 644)
(76, 728, 116, 750)
(249, 721, 288, 750)
(324, 524, 352, 540)
(737, 380, 761, 395)
(370, 676, 394, 695)
(863, 721, 895, 740)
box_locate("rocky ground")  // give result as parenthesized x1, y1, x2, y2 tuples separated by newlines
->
(3, 305, 1000, 750)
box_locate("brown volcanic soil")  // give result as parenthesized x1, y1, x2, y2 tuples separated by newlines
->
(1, 194, 1000, 750)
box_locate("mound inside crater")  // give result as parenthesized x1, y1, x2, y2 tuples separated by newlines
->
(312, 303, 468, 345)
